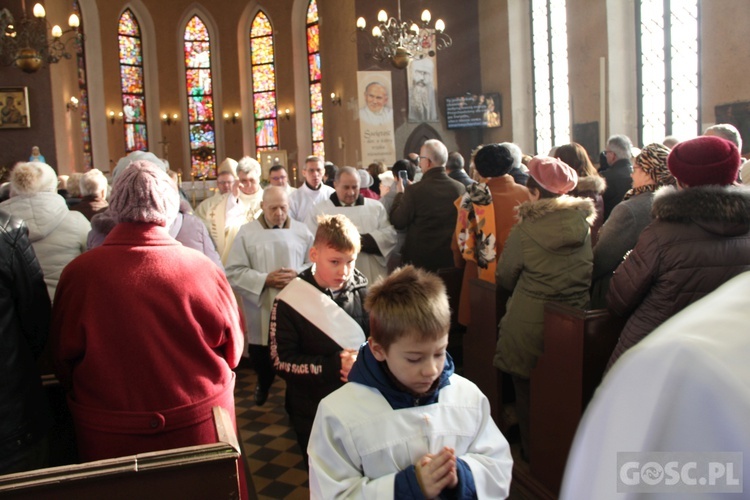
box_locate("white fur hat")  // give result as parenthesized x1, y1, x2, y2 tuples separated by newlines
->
(10, 162, 58, 196)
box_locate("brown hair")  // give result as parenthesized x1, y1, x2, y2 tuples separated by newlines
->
(554, 143, 599, 178)
(313, 214, 361, 254)
(365, 266, 450, 351)
(525, 175, 558, 199)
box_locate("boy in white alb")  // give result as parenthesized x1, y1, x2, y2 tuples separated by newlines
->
(308, 266, 513, 499)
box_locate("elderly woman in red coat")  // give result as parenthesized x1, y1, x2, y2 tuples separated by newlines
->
(51, 160, 243, 462)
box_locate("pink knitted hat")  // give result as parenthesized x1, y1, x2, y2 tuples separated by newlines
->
(528, 156, 578, 194)
(667, 136, 740, 187)
(109, 160, 179, 226)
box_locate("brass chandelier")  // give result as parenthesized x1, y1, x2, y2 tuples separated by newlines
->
(0, 2, 82, 73)
(356, 0, 452, 69)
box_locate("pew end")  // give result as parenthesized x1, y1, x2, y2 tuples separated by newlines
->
(0, 406, 243, 500)
(528, 302, 625, 495)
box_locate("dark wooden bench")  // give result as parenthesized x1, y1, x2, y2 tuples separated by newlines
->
(463, 278, 514, 430)
(528, 302, 625, 496)
(0, 406, 243, 500)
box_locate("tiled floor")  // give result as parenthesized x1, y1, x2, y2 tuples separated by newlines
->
(234, 367, 309, 500)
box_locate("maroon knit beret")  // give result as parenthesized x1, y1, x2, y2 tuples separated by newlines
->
(528, 156, 578, 194)
(667, 136, 740, 187)
(109, 160, 179, 226)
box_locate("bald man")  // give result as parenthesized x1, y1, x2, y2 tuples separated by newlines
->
(225, 187, 314, 405)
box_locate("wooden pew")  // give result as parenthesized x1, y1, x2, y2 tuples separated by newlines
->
(463, 278, 513, 430)
(0, 407, 244, 500)
(528, 302, 625, 496)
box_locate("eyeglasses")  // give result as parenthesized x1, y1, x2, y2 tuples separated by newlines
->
(418, 156, 430, 162)
(217, 181, 234, 186)
(270, 175, 287, 182)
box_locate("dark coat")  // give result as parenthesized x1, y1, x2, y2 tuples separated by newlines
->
(270, 267, 368, 438)
(0, 211, 52, 471)
(448, 168, 476, 187)
(69, 195, 109, 221)
(601, 159, 633, 220)
(591, 190, 654, 308)
(390, 166, 466, 272)
(607, 185, 750, 368)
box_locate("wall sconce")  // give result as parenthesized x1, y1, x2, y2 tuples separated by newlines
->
(282, 108, 292, 120)
(66, 96, 79, 112)
(330, 92, 342, 106)
(161, 113, 179, 126)
(223, 112, 240, 124)
(107, 110, 123, 124)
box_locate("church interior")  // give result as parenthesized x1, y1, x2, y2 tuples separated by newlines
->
(1, 0, 749, 498)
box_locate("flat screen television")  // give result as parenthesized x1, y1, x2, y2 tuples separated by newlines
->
(445, 92, 502, 130)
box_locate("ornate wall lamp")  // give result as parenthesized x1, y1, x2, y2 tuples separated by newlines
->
(161, 113, 179, 126)
(223, 112, 240, 124)
(66, 96, 79, 112)
(107, 110, 123, 124)
(330, 92, 342, 106)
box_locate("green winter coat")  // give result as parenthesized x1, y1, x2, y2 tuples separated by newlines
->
(493, 195, 595, 378)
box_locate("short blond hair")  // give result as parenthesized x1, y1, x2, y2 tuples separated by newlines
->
(313, 214, 361, 254)
(366, 265, 450, 351)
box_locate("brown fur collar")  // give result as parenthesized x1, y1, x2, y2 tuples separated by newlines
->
(652, 185, 750, 224)
(516, 195, 596, 225)
(575, 175, 607, 194)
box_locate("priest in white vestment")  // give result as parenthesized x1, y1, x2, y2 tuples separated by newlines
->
(195, 157, 263, 263)
(289, 156, 334, 223)
(561, 271, 750, 500)
(225, 187, 313, 405)
(306, 166, 396, 284)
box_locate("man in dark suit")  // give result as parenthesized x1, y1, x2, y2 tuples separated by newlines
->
(390, 139, 466, 272)
(601, 134, 634, 220)
(446, 151, 475, 187)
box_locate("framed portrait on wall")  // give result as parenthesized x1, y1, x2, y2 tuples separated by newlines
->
(0, 87, 30, 129)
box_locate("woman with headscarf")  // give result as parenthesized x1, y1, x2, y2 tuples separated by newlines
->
(50, 160, 244, 464)
(590, 143, 675, 308)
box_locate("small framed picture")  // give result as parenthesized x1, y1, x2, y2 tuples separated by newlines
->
(0, 87, 30, 129)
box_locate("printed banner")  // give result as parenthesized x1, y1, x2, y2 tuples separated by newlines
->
(357, 71, 397, 168)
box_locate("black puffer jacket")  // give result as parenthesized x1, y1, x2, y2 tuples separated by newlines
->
(607, 185, 750, 367)
(0, 210, 52, 469)
(269, 267, 368, 436)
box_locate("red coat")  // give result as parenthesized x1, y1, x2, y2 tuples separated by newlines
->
(51, 222, 243, 461)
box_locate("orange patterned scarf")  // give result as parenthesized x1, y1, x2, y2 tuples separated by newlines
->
(454, 182, 497, 282)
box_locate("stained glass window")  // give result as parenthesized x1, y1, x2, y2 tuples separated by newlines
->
(118, 9, 148, 152)
(184, 16, 217, 178)
(306, 0, 324, 158)
(251, 11, 279, 154)
(74, 0, 92, 169)
(637, 0, 699, 145)
(531, 0, 570, 155)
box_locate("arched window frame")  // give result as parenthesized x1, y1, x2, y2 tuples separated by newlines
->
(636, 0, 700, 145)
(530, 0, 570, 155)
(118, 8, 148, 152)
(250, 11, 279, 157)
(183, 14, 218, 179)
(306, 0, 325, 158)
(73, 0, 93, 169)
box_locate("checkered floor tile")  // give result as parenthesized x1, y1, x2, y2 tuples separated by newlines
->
(234, 366, 309, 500)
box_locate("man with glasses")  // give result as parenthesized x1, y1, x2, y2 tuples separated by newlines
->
(390, 139, 466, 272)
(601, 134, 634, 220)
(267, 164, 296, 195)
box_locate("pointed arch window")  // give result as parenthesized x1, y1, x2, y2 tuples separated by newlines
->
(637, 0, 699, 145)
(118, 9, 148, 152)
(74, 0, 92, 168)
(306, 0, 324, 158)
(184, 15, 217, 178)
(531, 0, 570, 155)
(251, 11, 279, 157)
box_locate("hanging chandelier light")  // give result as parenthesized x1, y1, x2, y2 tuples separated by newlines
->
(356, 0, 452, 70)
(0, 2, 82, 73)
